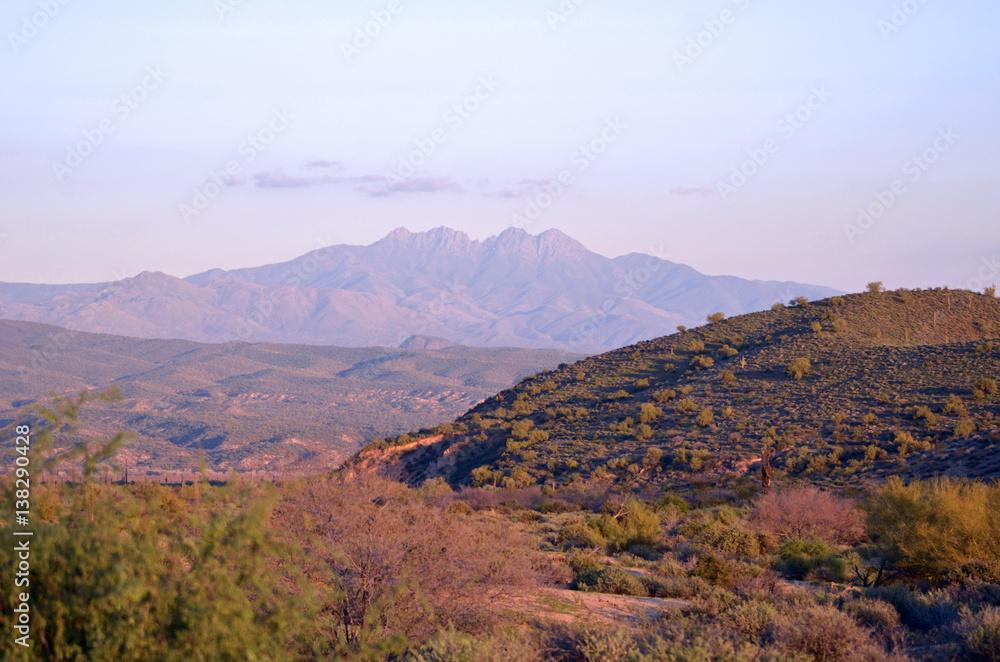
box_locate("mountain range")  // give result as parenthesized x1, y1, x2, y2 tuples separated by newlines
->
(0, 227, 840, 354)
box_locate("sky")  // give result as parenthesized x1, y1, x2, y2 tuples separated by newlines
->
(0, 0, 998, 293)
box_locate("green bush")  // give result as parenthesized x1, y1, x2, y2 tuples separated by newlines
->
(725, 600, 777, 639)
(588, 500, 660, 552)
(657, 494, 690, 514)
(693, 553, 733, 587)
(576, 567, 648, 597)
(865, 478, 1000, 583)
(776, 538, 846, 582)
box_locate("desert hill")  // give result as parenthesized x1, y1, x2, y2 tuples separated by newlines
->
(353, 287, 1000, 492)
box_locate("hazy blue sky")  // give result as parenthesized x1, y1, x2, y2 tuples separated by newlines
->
(1, 0, 998, 292)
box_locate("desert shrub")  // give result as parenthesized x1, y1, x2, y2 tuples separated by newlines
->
(792, 296, 810, 307)
(957, 606, 1000, 662)
(635, 378, 650, 389)
(772, 302, 786, 311)
(446, 500, 474, 516)
(975, 377, 998, 401)
(657, 493, 691, 514)
(636, 423, 653, 441)
(985, 284, 997, 298)
(894, 431, 931, 456)
(589, 500, 660, 552)
(276, 475, 537, 650)
(843, 597, 901, 633)
(812, 321, 823, 334)
(725, 600, 777, 639)
(694, 553, 734, 587)
(689, 340, 706, 353)
(677, 398, 698, 414)
(865, 478, 1000, 584)
(511, 419, 534, 440)
(653, 389, 676, 403)
(707, 312, 726, 324)
(865, 585, 959, 632)
(911, 406, 940, 428)
(695, 407, 715, 427)
(867, 282, 884, 293)
(955, 419, 977, 438)
(767, 603, 885, 662)
(701, 526, 762, 559)
(409, 625, 542, 662)
(944, 394, 969, 416)
(832, 318, 849, 334)
(643, 446, 663, 469)
(691, 355, 715, 370)
(576, 567, 648, 597)
(751, 487, 865, 544)
(777, 538, 847, 582)
(787, 358, 812, 380)
(639, 403, 663, 424)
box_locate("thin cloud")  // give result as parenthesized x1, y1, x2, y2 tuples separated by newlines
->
(671, 186, 715, 196)
(304, 160, 344, 169)
(360, 177, 463, 197)
(483, 178, 557, 199)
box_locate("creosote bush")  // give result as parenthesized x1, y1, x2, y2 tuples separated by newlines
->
(787, 358, 812, 380)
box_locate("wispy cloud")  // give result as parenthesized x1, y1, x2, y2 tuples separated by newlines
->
(362, 177, 463, 197)
(252, 169, 461, 197)
(483, 178, 556, 199)
(253, 172, 340, 188)
(304, 160, 344, 169)
(671, 186, 715, 196)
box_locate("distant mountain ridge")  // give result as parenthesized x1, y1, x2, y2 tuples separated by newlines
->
(0, 227, 840, 353)
(0, 319, 577, 472)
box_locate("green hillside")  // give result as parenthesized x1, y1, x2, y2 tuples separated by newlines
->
(354, 288, 1000, 496)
